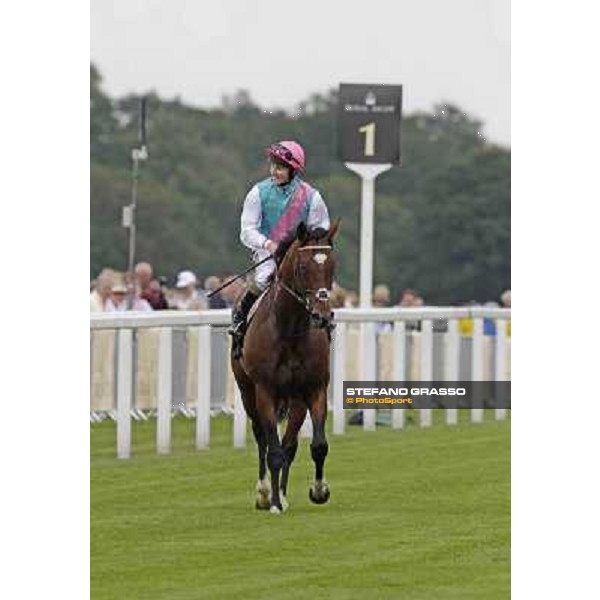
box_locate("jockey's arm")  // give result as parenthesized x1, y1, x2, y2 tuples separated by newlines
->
(306, 190, 331, 231)
(240, 185, 269, 251)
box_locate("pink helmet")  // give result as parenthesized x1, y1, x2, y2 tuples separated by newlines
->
(266, 140, 305, 172)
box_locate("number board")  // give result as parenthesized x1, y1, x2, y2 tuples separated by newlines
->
(338, 83, 402, 164)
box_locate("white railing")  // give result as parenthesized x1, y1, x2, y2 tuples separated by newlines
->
(90, 307, 511, 458)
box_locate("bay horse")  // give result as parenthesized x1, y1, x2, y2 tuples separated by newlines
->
(231, 221, 338, 513)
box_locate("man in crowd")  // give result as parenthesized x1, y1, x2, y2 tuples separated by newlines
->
(135, 261, 168, 310)
(373, 284, 393, 333)
(398, 288, 423, 307)
(373, 284, 391, 308)
(397, 288, 424, 331)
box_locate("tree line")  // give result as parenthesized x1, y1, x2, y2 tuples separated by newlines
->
(91, 64, 510, 305)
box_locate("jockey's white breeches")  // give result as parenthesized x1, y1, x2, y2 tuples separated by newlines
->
(252, 249, 276, 291)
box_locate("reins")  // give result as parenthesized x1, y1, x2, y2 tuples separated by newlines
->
(277, 278, 311, 312)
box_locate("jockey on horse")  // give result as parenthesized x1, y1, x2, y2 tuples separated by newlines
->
(228, 140, 331, 358)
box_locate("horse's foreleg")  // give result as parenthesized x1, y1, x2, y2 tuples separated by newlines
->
(308, 388, 330, 505)
(256, 386, 285, 514)
(251, 419, 270, 510)
(280, 402, 308, 507)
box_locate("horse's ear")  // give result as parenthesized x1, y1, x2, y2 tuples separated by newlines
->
(297, 221, 309, 244)
(328, 218, 341, 242)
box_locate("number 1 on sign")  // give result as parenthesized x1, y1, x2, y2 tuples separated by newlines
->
(359, 122, 376, 156)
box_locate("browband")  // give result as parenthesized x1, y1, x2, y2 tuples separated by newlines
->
(298, 245, 332, 251)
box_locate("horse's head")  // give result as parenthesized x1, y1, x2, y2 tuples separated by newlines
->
(278, 220, 340, 330)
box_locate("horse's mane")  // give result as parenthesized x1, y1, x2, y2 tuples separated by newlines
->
(272, 227, 331, 266)
(265, 227, 331, 286)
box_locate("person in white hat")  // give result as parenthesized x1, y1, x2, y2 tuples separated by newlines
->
(172, 270, 207, 310)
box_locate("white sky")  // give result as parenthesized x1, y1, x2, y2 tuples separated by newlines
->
(91, 0, 510, 146)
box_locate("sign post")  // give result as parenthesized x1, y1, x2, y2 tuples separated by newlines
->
(338, 83, 402, 307)
(345, 163, 392, 307)
(338, 83, 402, 431)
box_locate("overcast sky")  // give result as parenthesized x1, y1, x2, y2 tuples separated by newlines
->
(91, 0, 510, 146)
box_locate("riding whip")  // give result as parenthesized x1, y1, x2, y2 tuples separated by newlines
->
(207, 254, 275, 298)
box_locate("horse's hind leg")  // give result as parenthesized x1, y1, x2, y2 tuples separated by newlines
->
(256, 385, 285, 514)
(251, 419, 270, 510)
(231, 364, 270, 510)
(279, 402, 308, 510)
(308, 388, 330, 505)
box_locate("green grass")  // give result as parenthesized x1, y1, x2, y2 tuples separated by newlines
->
(91, 411, 510, 600)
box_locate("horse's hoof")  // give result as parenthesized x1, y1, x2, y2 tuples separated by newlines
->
(309, 483, 330, 505)
(280, 494, 289, 512)
(255, 479, 271, 510)
(269, 505, 282, 514)
(255, 498, 270, 510)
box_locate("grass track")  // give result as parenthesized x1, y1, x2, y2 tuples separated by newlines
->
(91, 412, 510, 599)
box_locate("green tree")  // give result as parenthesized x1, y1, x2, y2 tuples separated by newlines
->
(91, 65, 510, 303)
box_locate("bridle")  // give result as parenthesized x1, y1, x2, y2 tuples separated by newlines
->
(275, 244, 334, 324)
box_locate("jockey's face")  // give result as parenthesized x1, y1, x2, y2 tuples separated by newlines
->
(270, 159, 292, 186)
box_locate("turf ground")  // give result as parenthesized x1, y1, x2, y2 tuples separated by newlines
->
(91, 411, 510, 599)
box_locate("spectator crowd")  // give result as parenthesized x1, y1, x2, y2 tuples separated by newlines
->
(89, 262, 245, 313)
(90, 261, 510, 334)
(90, 262, 511, 335)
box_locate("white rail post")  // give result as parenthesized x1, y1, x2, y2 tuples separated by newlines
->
(332, 321, 347, 435)
(445, 319, 460, 425)
(345, 163, 392, 432)
(156, 327, 172, 454)
(495, 319, 507, 421)
(116, 329, 133, 459)
(392, 321, 406, 429)
(361, 322, 377, 431)
(233, 385, 246, 448)
(196, 325, 211, 449)
(471, 318, 484, 423)
(420, 320, 433, 427)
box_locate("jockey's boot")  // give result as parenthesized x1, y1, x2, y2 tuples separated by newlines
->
(228, 290, 259, 359)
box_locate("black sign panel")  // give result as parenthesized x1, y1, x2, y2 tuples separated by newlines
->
(338, 83, 402, 164)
